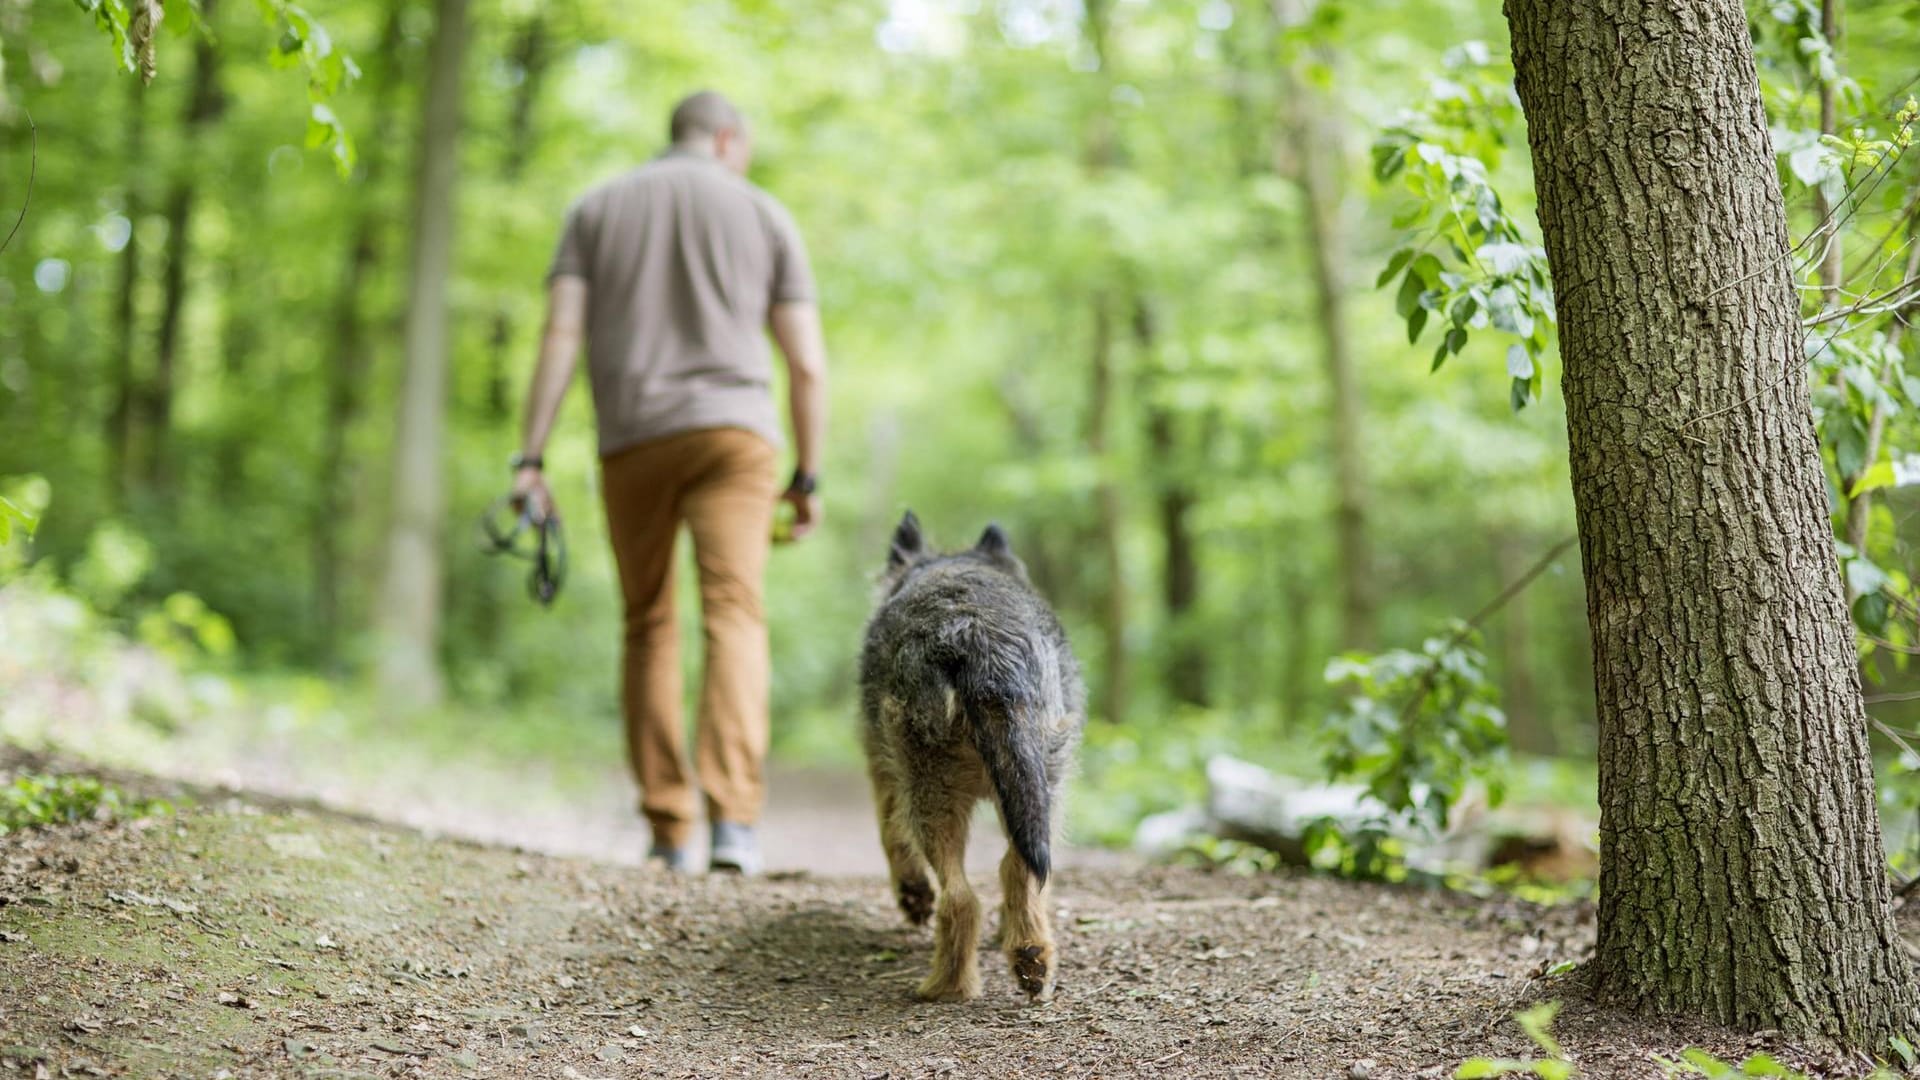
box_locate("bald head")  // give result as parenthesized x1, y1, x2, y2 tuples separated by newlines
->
(669, 91, 752, 175)
(671, 91, 745, 143)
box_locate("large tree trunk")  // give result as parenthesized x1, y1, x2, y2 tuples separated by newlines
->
(314, 2, 406, 665)
(1507, 0, 1916, 1043)
(1272, 0, 1373, 649)
(374, 0, 470, 706)
(143, 2, 224, 492)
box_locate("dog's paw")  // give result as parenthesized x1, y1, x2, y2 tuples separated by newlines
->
(1011, 943, 1055, 1002)
(896, 876, 934, 927)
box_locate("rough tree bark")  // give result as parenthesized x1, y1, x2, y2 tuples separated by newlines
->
(314, 1, 405, 663)
(143, 0, 225, 491)
(1272, 0, 1374, 650)
(375, 0, 470, 705)
(1506, 0, 1916, 1044)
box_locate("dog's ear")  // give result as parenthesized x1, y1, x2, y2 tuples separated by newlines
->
(976, 523, 1012, 558)
(889, 510, 925, 569)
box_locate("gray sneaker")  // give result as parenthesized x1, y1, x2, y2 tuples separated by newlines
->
(647, 842, 692, 873)
(708, 822, 762, 876)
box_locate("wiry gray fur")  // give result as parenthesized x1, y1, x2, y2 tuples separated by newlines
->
(859, 512, 1085, 883)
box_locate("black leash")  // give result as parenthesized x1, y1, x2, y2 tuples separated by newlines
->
(478, 496, 568, 606)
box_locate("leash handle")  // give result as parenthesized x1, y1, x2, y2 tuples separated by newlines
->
(478, 496, 566, 607)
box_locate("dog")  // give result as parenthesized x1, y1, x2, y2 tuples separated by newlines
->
(858, 511, 1086, 1002)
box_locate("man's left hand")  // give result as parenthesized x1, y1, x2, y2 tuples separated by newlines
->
(780, 486, 820, 542)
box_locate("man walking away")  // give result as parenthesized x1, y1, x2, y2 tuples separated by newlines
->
(510, 91, 828, 875)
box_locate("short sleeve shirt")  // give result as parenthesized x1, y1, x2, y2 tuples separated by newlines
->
(549, 151, 815, 455)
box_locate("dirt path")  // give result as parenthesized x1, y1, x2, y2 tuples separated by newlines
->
(0, 770, 1894, 1079)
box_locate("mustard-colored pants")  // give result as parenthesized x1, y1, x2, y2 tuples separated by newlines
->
(601, 428, 776, 848)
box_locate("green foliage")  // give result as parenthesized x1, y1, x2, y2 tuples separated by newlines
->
(1655, 1048, 1839, 1079)
(1455, 1002, 1572, 1079)
(0, 773, 172, 835)
(0, 496, 36, 547)
(137, 591, 238, 664)
(66, 0, 357, 172)
(1323, 624, 1509, 829)
(257, 0, 360, 174)
(1373, 41, 1555, 410)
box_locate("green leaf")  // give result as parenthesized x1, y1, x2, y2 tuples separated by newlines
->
(306, 102, 339, 149)
(1410, 252, 1443, 288)
(1377, 248, 1415, 289)
(1475, 242, 1531, 274)
(0, 494, 35, 543)
(1409, 306, 1429, 345)
(1453, 1060, 1520, 1079)
(1890, 1035, 1916, 1068)
(1849, 460, 1895, 498)
(1445, 327, 1468, 356)
(1506, 344, 1533, 379)
(1510, 377, 1531, 412)
(1452, 295, 1479, 329)
(1396, 269, 1425, 319)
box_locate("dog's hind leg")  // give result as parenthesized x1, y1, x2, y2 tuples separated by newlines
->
(999, 846, 1056, 1001)
(907, 780, 981, 1002)
(865, 751, 933, 926)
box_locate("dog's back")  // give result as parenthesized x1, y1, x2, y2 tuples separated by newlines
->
(858, 512, 1085, 1003)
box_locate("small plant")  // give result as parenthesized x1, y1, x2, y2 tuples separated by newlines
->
(0, 774, 172, 835)
(1456, 1001, 1572, 1079)
(1315, 622, 1508, 878)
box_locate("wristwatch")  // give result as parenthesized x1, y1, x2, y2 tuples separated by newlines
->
(788, 468, 818, 496)
(510, 451, 543, 471)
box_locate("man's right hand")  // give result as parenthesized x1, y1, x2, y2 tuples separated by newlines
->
(512, 466, 556, 523)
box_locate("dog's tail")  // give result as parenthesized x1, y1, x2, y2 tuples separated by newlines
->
(961, 689, 1054, 884)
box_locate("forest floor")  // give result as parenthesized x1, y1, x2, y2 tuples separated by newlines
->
(0, 753, 1906, 1080)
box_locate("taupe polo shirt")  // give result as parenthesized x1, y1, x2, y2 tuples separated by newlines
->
(548, 150, 815, 456)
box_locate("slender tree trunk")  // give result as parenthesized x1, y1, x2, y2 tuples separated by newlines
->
(1272, 0, 1373, 650)
(483, 15, 549, 421)
(315, 2, 405, 665)
(212, 246, 257, 493)
(471, 13, 551, 661)
(1507, 0, 1916, 1043)
(375, 0, 470, 705)
(143, 2, 224, 492)
(108, 80, 144, 503)
(1136, 299, 1206, 706)
(1088, 291, 1131, 724)
(1082, 0, 1131, 724)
